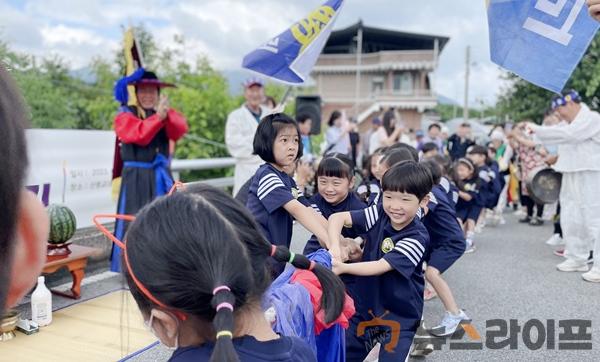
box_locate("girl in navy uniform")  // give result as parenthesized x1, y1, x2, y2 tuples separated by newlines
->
(431, 155, 459, 209)
(327, 162, 433, 361)
(247, 113, 336, 275)
(303, 154, 367, 255)
(485, 145, 504, 221)
(357, 147, 386, 205)
(467, 145, 497, 230)
(453, 158, 481, 253)
(120, 189, 339, 362)
(420, 160, 470, 337)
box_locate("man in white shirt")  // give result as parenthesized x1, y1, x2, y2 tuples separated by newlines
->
(528, 90, 600, 282)
(225, 77, 271, 195)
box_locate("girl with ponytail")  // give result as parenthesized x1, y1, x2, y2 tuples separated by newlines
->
(119, 184, 348, 361)
(122, 191, 319, 361)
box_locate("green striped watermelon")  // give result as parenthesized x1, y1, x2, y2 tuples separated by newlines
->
(47, 204, 77, 244)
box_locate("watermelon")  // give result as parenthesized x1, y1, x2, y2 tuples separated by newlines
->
(47, 204, 77, 244)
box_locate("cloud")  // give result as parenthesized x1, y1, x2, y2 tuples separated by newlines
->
(1, 0, 504, 105)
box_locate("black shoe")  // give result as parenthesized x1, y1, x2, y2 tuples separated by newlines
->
(529, 217, 544, 226)
(519, 216, 531, 223)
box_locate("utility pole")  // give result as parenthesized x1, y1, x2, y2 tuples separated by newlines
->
(463, 46, 470, 122)
(354, 22, 363, 117)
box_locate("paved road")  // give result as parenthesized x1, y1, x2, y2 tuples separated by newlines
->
(416, 212, 600, 362)
(32, 211, 599, 361)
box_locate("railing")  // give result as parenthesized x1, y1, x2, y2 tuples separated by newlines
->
(171, 157, 236, 189)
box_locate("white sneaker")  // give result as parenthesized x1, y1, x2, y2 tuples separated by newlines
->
(582, 268, 600, 283)
(429, 310, 472, 337)
(410, 342, 434, 357)
(545, 234, 564, 246)
(464, 239, 476, 254)
(514, 209, 526, 217)
(557, 259, 589, 272)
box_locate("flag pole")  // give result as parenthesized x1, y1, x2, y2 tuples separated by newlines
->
(279, 86, 294, 108)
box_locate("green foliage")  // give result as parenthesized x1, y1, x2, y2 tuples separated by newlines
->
(0, 24, 240, 182)
(496, 32, 600, 123)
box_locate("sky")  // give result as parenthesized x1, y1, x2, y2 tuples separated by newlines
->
(0, 0, 507, 107)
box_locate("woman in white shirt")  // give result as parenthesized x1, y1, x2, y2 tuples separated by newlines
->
(368, 109, 408, 154)
(325, 110, 351, 156)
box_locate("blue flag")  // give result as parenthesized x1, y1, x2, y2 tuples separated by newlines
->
(242, 0, 344, 84)
(488, 0, 599, 93)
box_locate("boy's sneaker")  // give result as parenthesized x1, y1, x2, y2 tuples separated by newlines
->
(586, 251, 594, 265)
(519, 216, 531, 223)
(582, 267, 600, 283)
(428, 310, 471, 337)
(557, 259, 588, 272)
(410, 342, 434, 357)
(464, 239, 476, 254)
(411, 321, 435, 357)
(545, 234, 563, 246)
(496, 214, 506, 225)
(529, 217, 544, 226)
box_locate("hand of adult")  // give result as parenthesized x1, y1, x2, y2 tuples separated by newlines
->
(157, 94, 169, 121)
(587, 0, 600, 22)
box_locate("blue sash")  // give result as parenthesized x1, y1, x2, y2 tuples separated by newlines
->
(110, 153, 173, 272)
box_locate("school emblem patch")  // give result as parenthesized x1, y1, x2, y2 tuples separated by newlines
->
(381, 238, 394, 253)
(291, 188, 300, 199)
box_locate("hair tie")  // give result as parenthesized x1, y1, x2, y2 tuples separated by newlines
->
(212, 285, 231, 295)
(270, 245, 277, 257)
(216, 302, 234, 312)
(309, 261, 316, 271)
(216, 331, 233, 339)
(288, 252, 296, 264)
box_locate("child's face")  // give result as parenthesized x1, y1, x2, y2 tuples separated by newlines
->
(318, 176, 353, 205)
(456, 163, 473, 181)
(273, 126, 299, 168)
(467, 153, 485, 166)
(370, 154, 382, 179)
(374, 159, 388, 181)
(299, 119, 312, 136)
(382, 190, 428, 230)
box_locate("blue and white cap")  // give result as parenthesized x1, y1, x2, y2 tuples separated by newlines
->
(551, 90, 581, 110)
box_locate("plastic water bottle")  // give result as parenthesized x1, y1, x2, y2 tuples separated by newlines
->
(31, 276, 52, 327)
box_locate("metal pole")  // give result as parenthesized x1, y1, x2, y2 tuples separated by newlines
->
(354, 25, 363, 116)
(463, 46, 470, 122)
(279, 86, 293, 108)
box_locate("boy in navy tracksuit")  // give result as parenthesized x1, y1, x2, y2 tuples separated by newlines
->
(327, 162, 433, 361)
(421, 160, 470, 338)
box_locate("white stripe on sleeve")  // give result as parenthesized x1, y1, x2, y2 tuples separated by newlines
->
(393, 246, 418, 266)
(402, 237, 425, 254)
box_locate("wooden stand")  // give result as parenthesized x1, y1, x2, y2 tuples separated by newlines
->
(42, 245, 101, 299)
